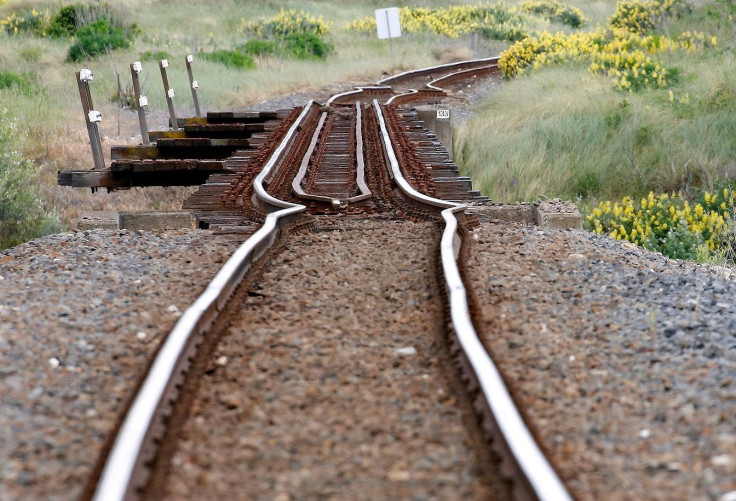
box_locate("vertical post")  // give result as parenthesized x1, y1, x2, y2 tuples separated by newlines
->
(76, 69, 105, 170)
(159, 59, 178, 130)
(130, 62, 150, 145)
(185, 54, 201, 117)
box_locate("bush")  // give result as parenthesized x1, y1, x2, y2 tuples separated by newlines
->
(140, 50, 170, 62)
(0, 9, 49, 36)
(583, 191, 734, 261)
(198, 49, 255, 69)
(0, 110, 60, 250)
(282, 32, 333, 59)
(344, 3, 530, 42)
(0, 71, 35, 96)
(240, 9, 333, 60)
(237, 39, 277, 57)
(67, 20, 133, 62)
(519, 0, 587, 28)
(45, 4, 79, 37)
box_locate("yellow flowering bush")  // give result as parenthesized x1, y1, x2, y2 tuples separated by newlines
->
(608, 0, 690, 35)
(240, 9, 331, 39)
(344, 4, 529, 42)
(584, 191, 735, 260)
(499, 0, 715, 91)
(0, 9, 49, 35)
(239, 9, 334, 60)
(518, 0, 587, 28)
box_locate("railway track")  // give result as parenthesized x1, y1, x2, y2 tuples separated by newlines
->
(60, 59, 571, 500)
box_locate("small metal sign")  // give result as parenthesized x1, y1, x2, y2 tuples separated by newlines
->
(375, 7, 401, 39)
(436, 109, 450, 119)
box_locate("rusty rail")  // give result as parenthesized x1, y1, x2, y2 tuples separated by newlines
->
(291, 103, 371, 208)
(90, 103, 313, 501)
(374, 99, 573, 501)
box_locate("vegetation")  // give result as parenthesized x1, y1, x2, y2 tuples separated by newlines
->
(518, 0, 587, 28)
(584, 190, 736, 261)
(198, 49, 255, 69)
(0, 0, 733, 265)
(67, 19, 136, 61)
(345, 3, 532, 42)
(240, 9, 334, 59)
(455, 0, 736, 262)
(0, 109, 60, 250)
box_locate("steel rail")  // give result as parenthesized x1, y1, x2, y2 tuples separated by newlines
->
(426, 64, 500, 91)
(326, 86, 393, 106)
(373, 99, 573, 501)
(91, 102, 313, 501)
(377, 57, 500, 86)
(385, 88, 446, 107)
(292, 103, 371, 207)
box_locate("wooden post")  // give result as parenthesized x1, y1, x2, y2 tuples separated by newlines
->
(76, 69, 105, 170)
(159, 59, 178, 130)
(185, 54, 201, 117)
(130, 62, 150, 145)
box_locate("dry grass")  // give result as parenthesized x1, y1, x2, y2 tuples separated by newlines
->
(1, 0, 494, 229)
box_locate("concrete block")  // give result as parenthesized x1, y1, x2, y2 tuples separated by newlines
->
(469, 203, 536, 224)
(77, 211, 120, 230)
(119, 211, 196, 231)
(535, 199, 582, 230)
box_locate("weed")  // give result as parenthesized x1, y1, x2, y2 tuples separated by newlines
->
(198, 49, 256, 69)
(67, 20, 134, 62)
(0, 109, 60, 250)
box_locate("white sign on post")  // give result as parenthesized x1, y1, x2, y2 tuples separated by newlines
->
(375, 7, 401, 39)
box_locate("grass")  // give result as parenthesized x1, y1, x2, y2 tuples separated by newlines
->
(0, 0, 494, 236)
(1, 0, 734, 256)
(455, 0, 736, 205)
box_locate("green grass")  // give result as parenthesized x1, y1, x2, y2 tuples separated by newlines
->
(1, 0, 506, 237)
(455, 0, 736, 204)
(1, 0, 734, 252)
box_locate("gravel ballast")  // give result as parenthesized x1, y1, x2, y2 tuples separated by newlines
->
(0, 229, 246, 500)
(162, 218, 507, 500)
(467, 223, 736, 501)
(3, 219, 736, 499)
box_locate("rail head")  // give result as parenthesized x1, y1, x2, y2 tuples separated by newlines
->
(291, 103, 371, 206)
(326, 86, 393, 106)
(372, 100, 456, 211)
(91, 103, 312, 501)
(377, 57, 500, 86)
(374, 99, 572, 501)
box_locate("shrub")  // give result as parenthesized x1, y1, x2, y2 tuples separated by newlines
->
(198, 49, 256, 69)
(238, 39, 277, 57)
(0, 110, 60, 250)
(140, 50, 170, 62)
(0, 71, 35, 96)
(345, 3, 530, 42)
(0, 9, 49, 35)
(282, 32, 333, 59)
(45, 4, 79, 37)
(67, 20, 132, 62)
(240, 9, 333, 59)
(519, 0, 587, 28)
(609, 0, 691, 35)
(242, 9, 330, 39)
(583, 191, 735, 261)
(498, 0, 714, 91)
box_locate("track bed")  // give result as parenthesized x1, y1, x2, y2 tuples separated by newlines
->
(155, 218, 510, 499)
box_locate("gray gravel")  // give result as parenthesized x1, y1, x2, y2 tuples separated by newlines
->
(0, 229, 246, 500)
(3, 218, 736, 500)
(467, 223, 736, 501)
(163, 218, 506, 500)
